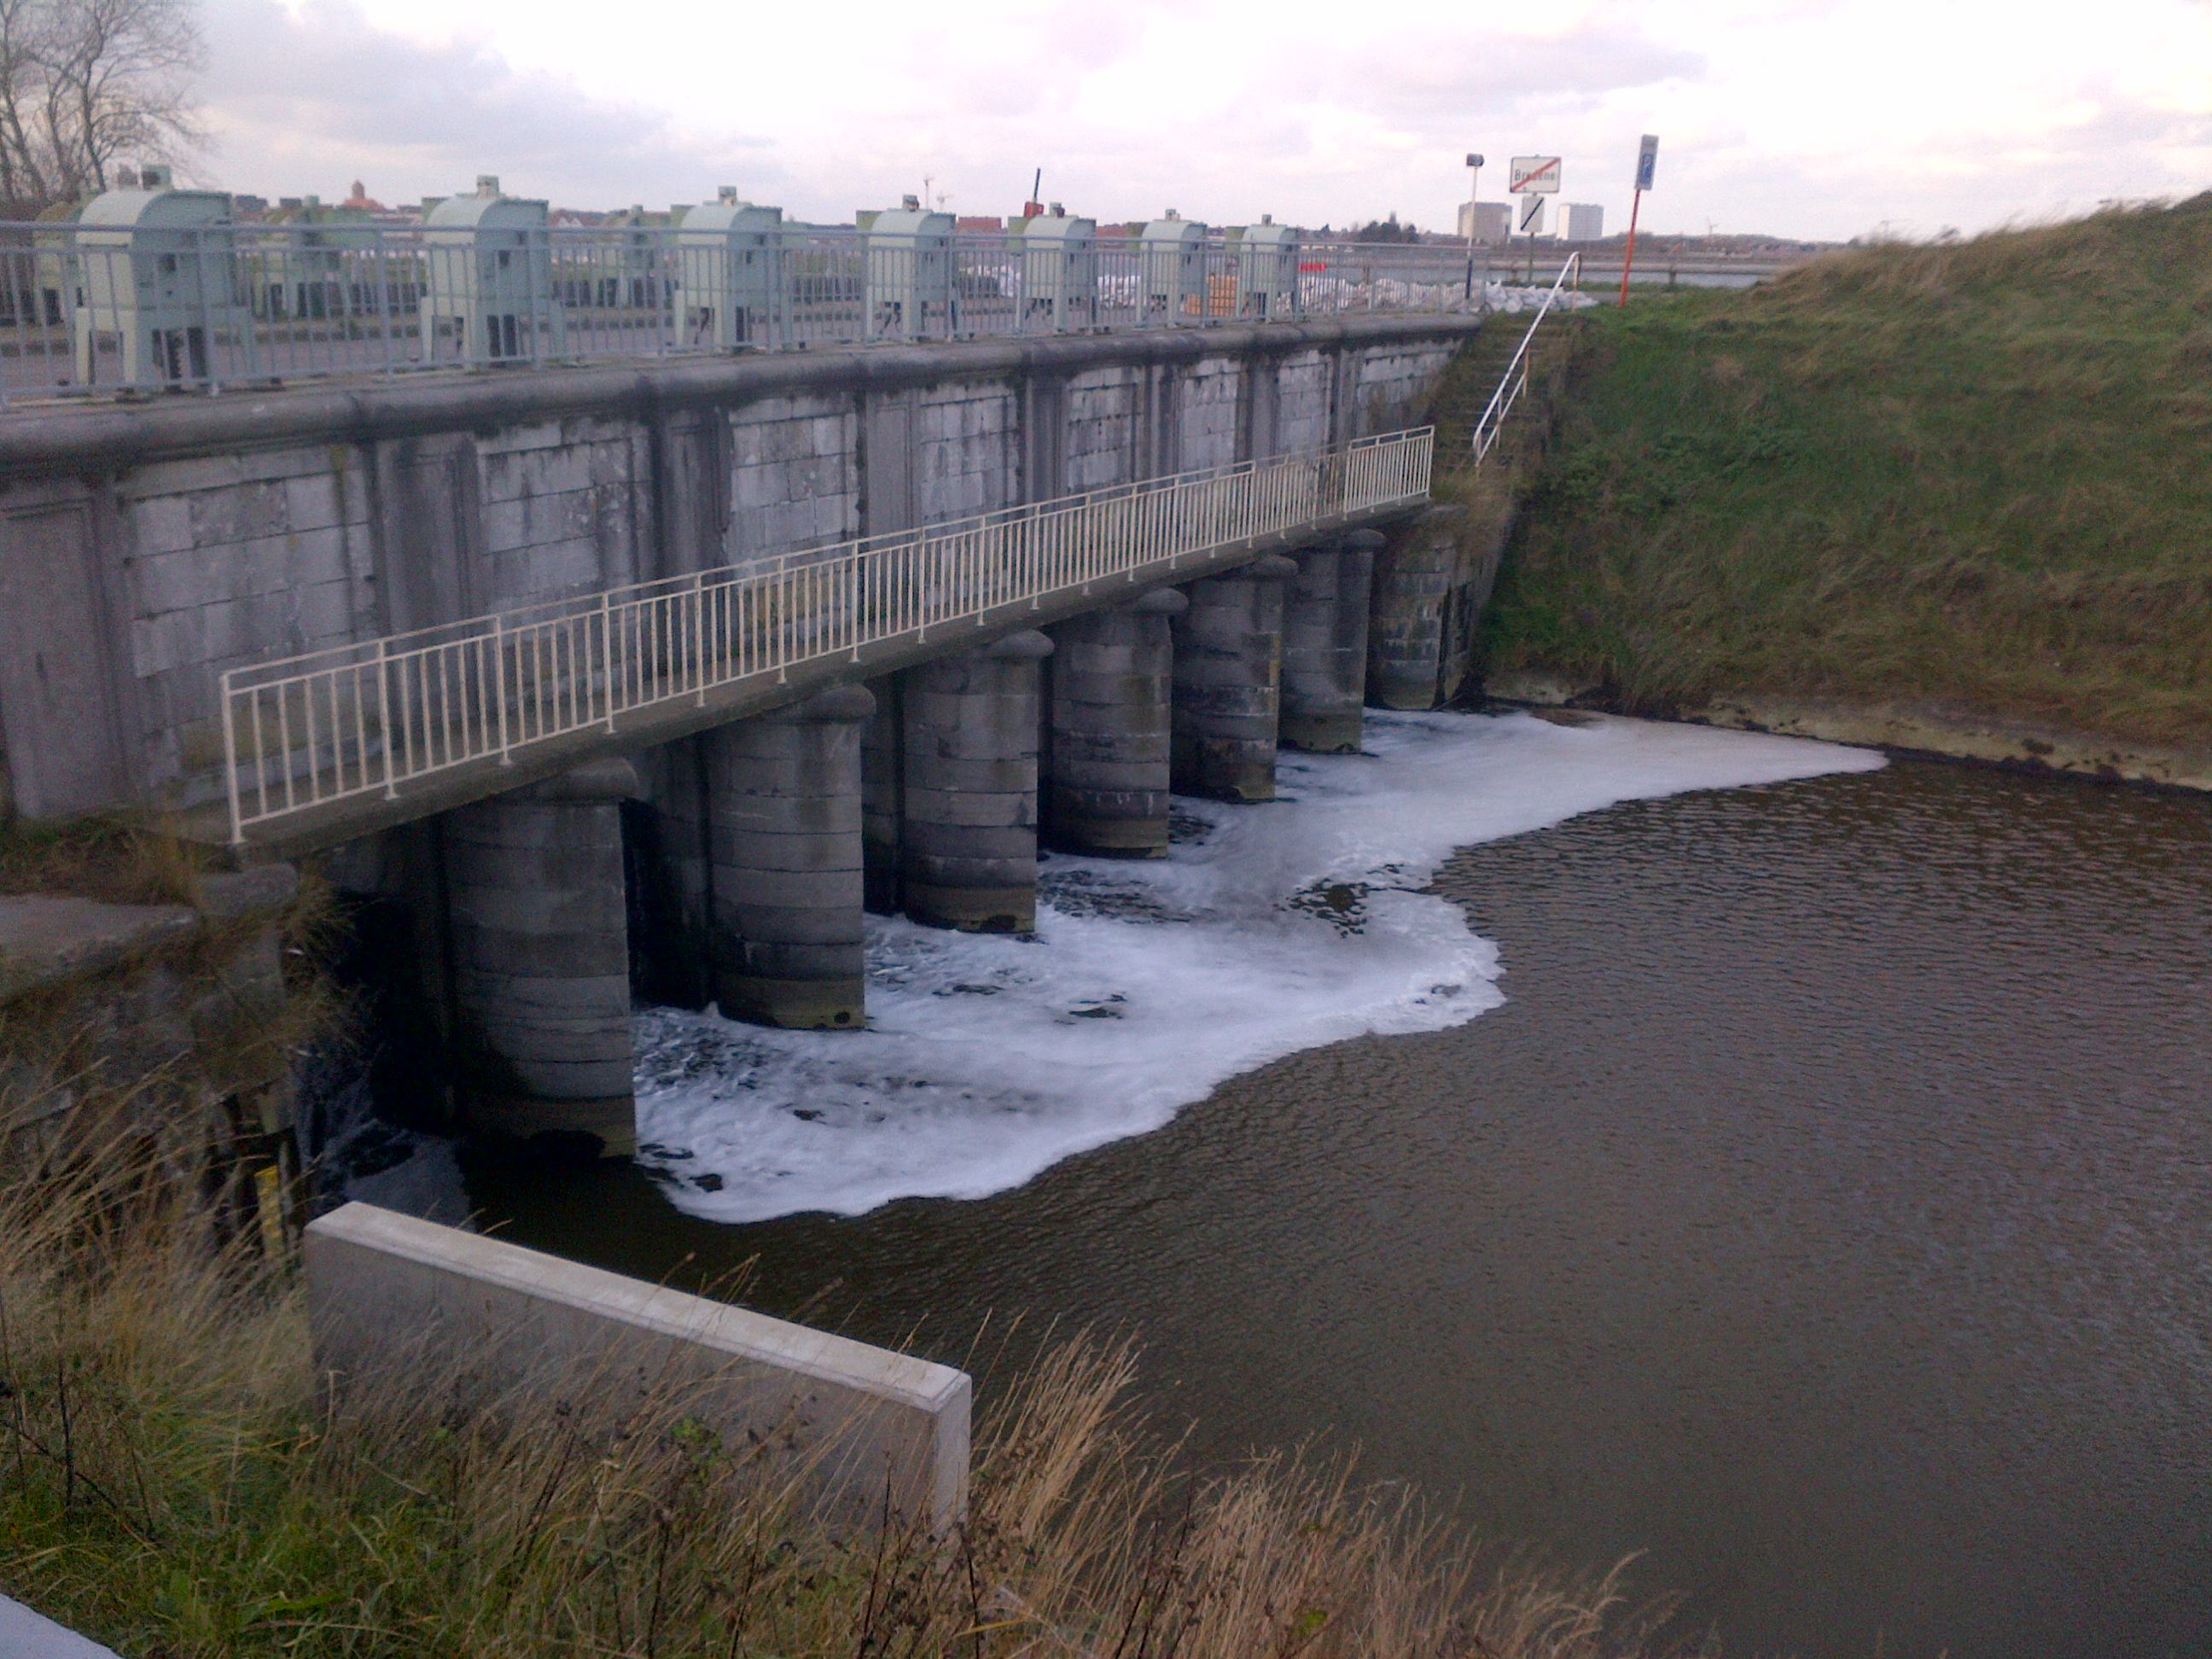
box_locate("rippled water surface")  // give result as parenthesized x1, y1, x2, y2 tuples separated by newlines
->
(458, 725, 2212, 1659)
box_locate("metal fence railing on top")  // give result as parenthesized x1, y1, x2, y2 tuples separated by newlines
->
(218, 425, 1435, 843)
(0, 220, 1505, 406)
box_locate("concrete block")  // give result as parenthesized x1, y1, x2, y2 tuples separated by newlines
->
(466, 1016, 633, 1067)
(445, 875, 623, 934)
(125, 491, 195, 556)
(719, 900, 864, 946)
(306, 1203, 969, 1528)
(710, 821, 863, 872)
(899, 786, 1033, 829)
(0, 895, 197, 1000)
(717, 864, 864, 913)
(904, 818, 1037, 862)
(187, 479, 288, 546)
(191, 862, 300, 922)
(0, 1594, 121, 1657)
(454, 969, 632, 1019)
(451, 923, 629, 980)
(282, 471, 351, 533)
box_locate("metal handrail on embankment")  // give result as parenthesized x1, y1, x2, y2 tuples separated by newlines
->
(1471, 253, 1580, 466)
(218, 427, 1435, 843)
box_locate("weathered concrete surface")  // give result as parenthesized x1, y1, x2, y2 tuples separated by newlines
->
(0, 894, 197, 1000)
(701, 684, 872, 1030)
(1367, 503, 1464, 709)
(1045, 587, 1184, 857)
(0, 866, 299, 1190)
(306, 1202, 970, 1530)
(0, 1594, 122, 1659)
(1280, 529, 1381, 754)
(900, 631, 1052, 932)
(1368, 500, 1511, 710)
(1171, 555, 1295, 801)
(860, 676, 905, 915)
(443, 756, 637, 1156)
(0, 317, 1470, 827)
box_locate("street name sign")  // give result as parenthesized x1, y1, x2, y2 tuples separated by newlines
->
(1509, 155, 1562, 194)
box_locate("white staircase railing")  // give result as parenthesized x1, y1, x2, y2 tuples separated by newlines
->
(1471, 253, 1580, 466)
(220, 427, 1434, 843)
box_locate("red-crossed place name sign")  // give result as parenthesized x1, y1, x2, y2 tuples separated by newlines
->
(1509, 155, 1562, 194)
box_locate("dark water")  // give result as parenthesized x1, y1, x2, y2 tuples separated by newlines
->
(460, 754, 2212, 1659)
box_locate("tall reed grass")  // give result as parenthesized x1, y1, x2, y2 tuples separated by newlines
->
(0, 1090, 1688, 1658)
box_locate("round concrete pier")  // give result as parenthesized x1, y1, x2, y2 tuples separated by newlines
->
(860, 680, 905, 915)
(1281, 529, 1382, 753)
(444, 756, 638, 1157)
(902, 630, 1053, 933)
(1171, 554, 1295, 801)
(1367, 504, 1464, 710)
(702, 684, 873, 1031)
(1046, 586, 1185, 857)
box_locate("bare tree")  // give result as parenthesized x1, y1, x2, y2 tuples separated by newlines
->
(0, 0, 201, 211)
(0, 0, 59, 206)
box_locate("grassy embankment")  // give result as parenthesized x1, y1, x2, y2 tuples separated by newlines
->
(1479, 195, 2212, 771)
(0, 1090, 1690, 1659)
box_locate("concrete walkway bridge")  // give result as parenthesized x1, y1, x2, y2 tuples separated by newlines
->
(217, 428, 1432, 853)
(0, 306, 1521, 1157)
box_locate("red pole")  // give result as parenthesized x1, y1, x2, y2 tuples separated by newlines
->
(1616, 188, 1644, 307)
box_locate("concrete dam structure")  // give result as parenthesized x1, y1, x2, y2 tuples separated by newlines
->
(0, 311, 1500, 1155)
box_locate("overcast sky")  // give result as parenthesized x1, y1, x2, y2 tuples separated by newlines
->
(198, 0, 2210, 241)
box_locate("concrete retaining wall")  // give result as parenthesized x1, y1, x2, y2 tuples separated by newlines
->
(1, 865, 299, 1179)
(0, 317, 1474, 824)
(305, 1202, 972, 1530)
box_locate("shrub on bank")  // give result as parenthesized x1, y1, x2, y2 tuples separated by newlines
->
(1481, 195, 2212, 749)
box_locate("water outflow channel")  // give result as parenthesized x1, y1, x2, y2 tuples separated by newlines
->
(410, 710, 2212, 1659)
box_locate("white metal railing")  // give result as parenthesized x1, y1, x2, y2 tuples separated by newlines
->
(1471, 253, 1581, 467)
(0, 221, 1510, 405)
(218, 427, 1435, 842)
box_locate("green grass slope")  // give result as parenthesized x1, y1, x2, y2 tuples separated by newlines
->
(1483, 195, 2212, 750)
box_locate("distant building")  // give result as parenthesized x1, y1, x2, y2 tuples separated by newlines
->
(956, 214, 1004, 233)
(1456, 201, 1511, 244)
(1561, 202, 1604, 242)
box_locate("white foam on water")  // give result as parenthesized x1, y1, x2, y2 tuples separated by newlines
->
(635, 711, 1885, 1223)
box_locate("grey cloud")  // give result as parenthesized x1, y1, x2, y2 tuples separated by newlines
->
(199, 0, 772, 201)
(1666, 90, 2211, 241)
(1289, 26, 1706, 124)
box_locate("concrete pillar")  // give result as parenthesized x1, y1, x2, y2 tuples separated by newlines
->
(1045, 587, 1186, 858)
(444, 756, 637, 1157)
(901, 630, 1054, 933)
(860, 678, 904, 915)
(1367, 504, 1465, 710)
(701, 684, 873, 1031)
(1171, 553, 1296, 801)
(1280, 529, 1382, 754)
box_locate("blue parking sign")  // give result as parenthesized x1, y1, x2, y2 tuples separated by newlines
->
(1636, 135, 1660, 193)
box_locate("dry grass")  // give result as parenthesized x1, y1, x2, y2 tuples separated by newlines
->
(0, 1094, 1691, 1659)
(1481, 195, 2212, 748)
(0, 814, 214, 905)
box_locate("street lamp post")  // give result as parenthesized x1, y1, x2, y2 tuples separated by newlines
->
(1463, 152, 1484, 301)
